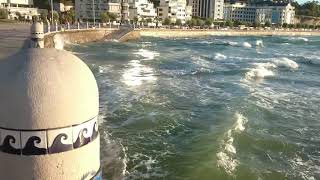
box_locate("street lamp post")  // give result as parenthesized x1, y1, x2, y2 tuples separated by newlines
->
(50, 0, 54, 25)
(92, 0, 95, 27)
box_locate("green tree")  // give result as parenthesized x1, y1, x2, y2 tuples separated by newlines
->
(233, 20, 241, 27)
(65, 9, 75, 23)
(264, 21, 271, 27)
(163, 17, 171, 25)
(133, 16, 138, 23)
(108, 13, 118, 21)
(40, 12, 48, 21)
(296, 23, 302, 28)
(205, 18, 213, 26)
(100, 11, 110, 23)
(191, 18, 197, 26)
(0, 8, 8, 19)
(175, 19, 182, 26)
(282, 23, 288, 28)
(146, 18, 152, 23)
(225, 20, 233, 27)
(196, 19, 204, 27)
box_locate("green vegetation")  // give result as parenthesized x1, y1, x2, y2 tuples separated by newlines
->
(163, 17, 171, 25)
(100, 11, 118, 23)
(175, 19, 182, 26)
(292, 1, 320, 17)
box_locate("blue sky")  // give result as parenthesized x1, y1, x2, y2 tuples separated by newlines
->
(297, 0, 319, 4)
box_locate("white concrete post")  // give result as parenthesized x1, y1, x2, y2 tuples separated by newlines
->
(98, 23, 101, 29)
(47, 19, 51, 33)
(30, 21, 44, 48)
(67, 22, 70, 30)
(77, 22, 80, 30)
(0, 48, 101, 180)
(55, 21, 58, 32)
(86, 22, 89, 29)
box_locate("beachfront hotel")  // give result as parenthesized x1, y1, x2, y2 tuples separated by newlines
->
(75, 0, 129, 22)
(157, 0, 192, 24)
(224, 2, 295, 25)
(128, 0, 157, 22)
(188, 0, 224, 20)
(0, 0, 40, 20)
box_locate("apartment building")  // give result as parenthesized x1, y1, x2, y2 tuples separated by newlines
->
(75, 0, 129, 22)
(187, 0, 223, 20)
(128, 0, 157, 21)
(0, 0, 39, 20)
(224, 2, 295, 25)
(157, 0, 192, 24)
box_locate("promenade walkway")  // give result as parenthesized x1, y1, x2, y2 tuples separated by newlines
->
(0, 23, 30, 59)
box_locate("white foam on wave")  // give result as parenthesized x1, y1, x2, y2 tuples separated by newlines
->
(214, 53, 227, 60)
(272, 57, 299, 69)
(228, 41, 238, 46)
(245, 58, 299, 81)
(245, 63, 276, 81)
(217, 113, 248, 175)
(134, 49, 160, 60)
(243, 42, 252, 48)
(297, 37, 309, 42)
(256, 40, 264, 47)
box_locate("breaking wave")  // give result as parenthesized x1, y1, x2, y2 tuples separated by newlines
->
(256, 40, 264, 47)
(245, 58, 299, 81)
(217, 113, 248, 175)
(243, 42, 252, 48)
(272, 57, 299, 69)
(214, 53, 227, 60)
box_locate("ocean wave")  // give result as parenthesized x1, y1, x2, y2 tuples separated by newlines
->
(228, 41, 239, 46)
(291, 37, 309, 42)
(245, 58, 299, 81)
(214, 53, 227, 60)
(245, 63, 276, 81)
(217, 113, 248, 175)
(256, 40, 264, 47)
(272, 57, 299, 69)
(243, 42, 252, 48)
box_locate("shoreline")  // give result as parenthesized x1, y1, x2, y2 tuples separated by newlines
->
(139, 29, 320, 38)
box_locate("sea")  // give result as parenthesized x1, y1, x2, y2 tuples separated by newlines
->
(67, 36, 320, 180)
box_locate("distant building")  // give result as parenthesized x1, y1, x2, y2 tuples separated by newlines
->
(157, 0, 192, 24)
(224, 2, 295, 25)
(53, 1, 74, 13)
(0, 0, 40, 20)
(75, 0, 129, 22)
(187, 0, 224, 20)
(128, 0, 157, 21)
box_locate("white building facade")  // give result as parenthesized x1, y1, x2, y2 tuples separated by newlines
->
(224, 2, 295, 25)
(128, 0, 157, 21)
(75, 0, 129, 22)
(0, 0, 39, 20)
(187, 0, 223, 20)
(157, 0, 192, 24)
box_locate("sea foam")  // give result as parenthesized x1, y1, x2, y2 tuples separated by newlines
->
(245, 63, 276, 81)
(243, 42, 252, 48)
(256, 40, 264, 47)
(217, 113, 248, 175)
(272, 57, 299, 69)
(214, 53, 227, 60)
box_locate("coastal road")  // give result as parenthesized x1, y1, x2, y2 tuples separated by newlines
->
(0, 23, 30, 60)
